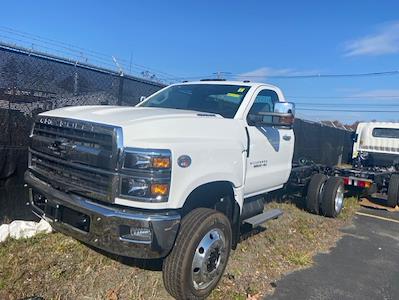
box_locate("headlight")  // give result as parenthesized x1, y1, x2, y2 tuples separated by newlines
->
(359, 151, 369, 160)
(121, 177, 169, 201)
(122, 148, 171, 171)
(120, 148, 171, 202)
(121, 178, 150, 197)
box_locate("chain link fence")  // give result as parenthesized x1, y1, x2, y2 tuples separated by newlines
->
(0, 45, 164, 184)
(0, 45, 164, 222)
(293, 118, 353, 166)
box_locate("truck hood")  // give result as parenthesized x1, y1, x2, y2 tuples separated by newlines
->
(40, 105, 245, 148)
(40, 105, 222, 127)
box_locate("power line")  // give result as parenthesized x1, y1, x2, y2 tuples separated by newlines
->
(0, 35, 173, 83)
(170, 69, 399, 81)
(0, 26, 119, 60)
(295, 102, 399, 107)
(3, 26, 399, 82)
(0, 35, 174, 83)
(0, 26, 179, 82)
(234, 70, 399, 79)
(297, 108, 399, 113)
(289, 95, 399, 99)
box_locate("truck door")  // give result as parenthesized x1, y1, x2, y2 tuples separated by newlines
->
(243, 88, 294, 197)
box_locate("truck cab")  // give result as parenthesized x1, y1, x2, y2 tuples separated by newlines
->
(25, 80, 298, 299)
(137, 81, 295, 201)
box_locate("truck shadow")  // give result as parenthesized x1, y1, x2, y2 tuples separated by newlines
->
(79, 192, 324, 273)
(82, 225, 269, 271)
(239, 224, 266, 242)
(274, 189, 357, 211)
(268, 190, 307, 211)
(358, 194, 398, 211)
(82, 242, 164, 271)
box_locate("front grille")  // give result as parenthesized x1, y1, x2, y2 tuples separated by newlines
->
(33, 122, 113, 151)
(31, 117, 120, 170)
(30, 150, 116, 202)
(29, 116, 122, 203)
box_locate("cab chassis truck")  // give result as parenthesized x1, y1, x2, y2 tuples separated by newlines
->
(332, 122, 399, 208)
(25, 80, 344, 299)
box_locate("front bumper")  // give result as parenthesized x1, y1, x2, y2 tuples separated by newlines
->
(25, 171, 180, 259)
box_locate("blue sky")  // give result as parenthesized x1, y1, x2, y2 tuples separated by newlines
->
(1, 0, 399, 123)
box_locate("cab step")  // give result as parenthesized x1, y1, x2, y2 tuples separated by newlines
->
(243, 209, 283, 227)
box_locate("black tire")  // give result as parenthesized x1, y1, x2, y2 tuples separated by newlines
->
(163, 208, 232, 300)
(306, 173, 328, 214)
(321, 177, 345, 218)
(387, 174, 399, 208)
(365, 183, 378, 197)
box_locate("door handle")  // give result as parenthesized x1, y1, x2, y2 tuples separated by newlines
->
(283, 135, 291, 141)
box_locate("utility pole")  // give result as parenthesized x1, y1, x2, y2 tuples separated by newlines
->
(112, 56, 124, 76)
(129, 52, 133, 74)
(212, 71, 231, 80)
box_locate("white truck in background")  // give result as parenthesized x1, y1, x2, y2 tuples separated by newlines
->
(25, 80, 344, 299)
(336, 122, 399, 207)
(352, 122, 399, 167)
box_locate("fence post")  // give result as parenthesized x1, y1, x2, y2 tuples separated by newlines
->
(73, 67, 78, 95)
(117, 75, 124, 106)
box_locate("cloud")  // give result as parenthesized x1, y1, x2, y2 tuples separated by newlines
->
(344, 22, 399, 56)
(237, 67, 319, 80)
(239, 67, 293, 78)
(351, 89, 399, 99)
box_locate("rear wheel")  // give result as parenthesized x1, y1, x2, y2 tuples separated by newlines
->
(387, 174, 399, 208)
(365, 183, 377, 197)
(321, 177, 345, 218)
(163, 208, 232, 300)
(306, 174, 328, 214)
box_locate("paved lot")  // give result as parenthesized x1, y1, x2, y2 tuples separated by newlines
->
(267, 207, 399, 300)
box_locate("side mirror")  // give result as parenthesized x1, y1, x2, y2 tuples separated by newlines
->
(274, 102, 295, 115)
(248, 102, 295, 128)
(139, 96, 146, 103)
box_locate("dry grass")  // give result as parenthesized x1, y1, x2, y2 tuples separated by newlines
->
(0, 197, 359, 300)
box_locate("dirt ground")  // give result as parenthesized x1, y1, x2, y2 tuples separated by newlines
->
(0, 197, 358, 300)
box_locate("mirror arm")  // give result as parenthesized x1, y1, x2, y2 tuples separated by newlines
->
(257, 112, 293, 117)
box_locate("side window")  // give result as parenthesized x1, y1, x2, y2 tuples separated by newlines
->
(372, 128, 399, 139)
(247, 89, 279, 125)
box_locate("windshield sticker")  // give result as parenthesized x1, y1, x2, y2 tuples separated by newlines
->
(237, 87, 246, 93)
(227, 93, 240, 98)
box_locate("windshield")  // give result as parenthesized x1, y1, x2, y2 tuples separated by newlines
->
(139, 84, 251, 118)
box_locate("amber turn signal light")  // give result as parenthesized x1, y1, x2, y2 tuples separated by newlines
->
(150, 183, 169, 196)
(151, 157, 171, 169)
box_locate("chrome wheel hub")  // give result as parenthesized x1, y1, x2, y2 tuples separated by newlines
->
(335, 184, 344, 213)
(191, 228, 226, 290)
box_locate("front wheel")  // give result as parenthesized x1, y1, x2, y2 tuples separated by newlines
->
(162, 208, 232, 300)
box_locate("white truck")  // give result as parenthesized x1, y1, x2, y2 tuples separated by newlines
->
(336, 122, 399, 207)
(25, 80, 344, 299)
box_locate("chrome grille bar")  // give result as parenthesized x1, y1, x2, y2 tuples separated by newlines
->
(29, 116, 123, 203)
